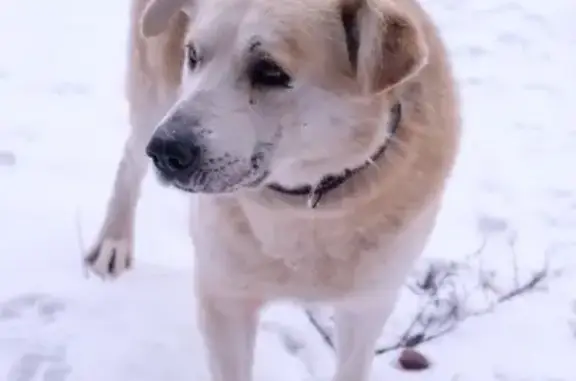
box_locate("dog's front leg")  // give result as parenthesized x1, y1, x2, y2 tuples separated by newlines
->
(197, 293, 262, 381)
(83, 92, 175, 279)
(84, 3, 186, 279)
(332, 299, 396, 381)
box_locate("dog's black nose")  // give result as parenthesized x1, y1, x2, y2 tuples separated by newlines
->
(146, 133, 201, 180)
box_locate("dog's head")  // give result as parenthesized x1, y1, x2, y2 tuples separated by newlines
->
(143, 0, 428, 194)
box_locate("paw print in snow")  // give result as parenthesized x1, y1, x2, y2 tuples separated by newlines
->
(7, 350, 71, 381)
(0, 150, 16, 166)
(0, 293, 66, 324)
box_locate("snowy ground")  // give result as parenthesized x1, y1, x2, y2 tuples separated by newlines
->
(0, 0, 575, 380)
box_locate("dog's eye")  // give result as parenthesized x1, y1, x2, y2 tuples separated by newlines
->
(187, 44, 199, 70)
(249, 58, 291, 88)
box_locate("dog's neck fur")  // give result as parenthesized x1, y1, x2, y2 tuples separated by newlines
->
(267, 102, 402, 209)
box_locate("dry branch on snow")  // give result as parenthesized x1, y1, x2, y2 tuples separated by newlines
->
(304, 218, 556, 370)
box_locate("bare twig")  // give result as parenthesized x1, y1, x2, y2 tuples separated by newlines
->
(375, 324, 457, 354)
(74, 207, 90, 278)
(304, 229, 555, 358)
(497, 268, 547, 304)
(305, 309, 335, 349)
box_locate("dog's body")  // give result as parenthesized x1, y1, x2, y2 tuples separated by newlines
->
(85, 0, 460, 379)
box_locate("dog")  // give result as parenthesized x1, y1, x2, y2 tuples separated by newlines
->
(84, 0, 461, 379)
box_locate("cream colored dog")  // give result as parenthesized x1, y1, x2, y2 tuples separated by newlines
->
(84, 0, 460, 379)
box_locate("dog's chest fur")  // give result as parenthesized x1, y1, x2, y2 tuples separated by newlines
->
(191, 195, 438, 301)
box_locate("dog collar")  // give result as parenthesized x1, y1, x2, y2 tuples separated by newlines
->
(268, 102, 402, 209)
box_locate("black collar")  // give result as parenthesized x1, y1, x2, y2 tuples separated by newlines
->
(268, 102, 402, 208)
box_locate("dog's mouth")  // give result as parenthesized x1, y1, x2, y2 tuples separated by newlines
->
(160, 167, 270, 194)
(243, 169, 270, 187)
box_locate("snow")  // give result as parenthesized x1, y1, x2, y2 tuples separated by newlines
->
(0, 0, 575, 380)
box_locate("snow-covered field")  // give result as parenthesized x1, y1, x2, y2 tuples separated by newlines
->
(0, 0, 575, 380)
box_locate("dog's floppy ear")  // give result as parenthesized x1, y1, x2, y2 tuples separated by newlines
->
(141, 0, 187, 37)
(341, 0, 428, 93)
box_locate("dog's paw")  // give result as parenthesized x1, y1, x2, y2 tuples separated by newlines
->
(84, 237, 133, 280)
